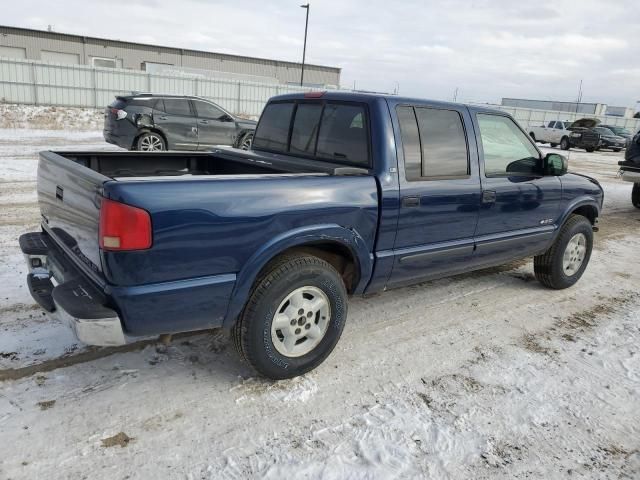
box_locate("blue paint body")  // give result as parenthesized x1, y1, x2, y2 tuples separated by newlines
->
(35, 92, 604, 337)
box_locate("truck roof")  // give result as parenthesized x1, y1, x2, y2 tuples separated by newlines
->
(270, 91, 502, 115)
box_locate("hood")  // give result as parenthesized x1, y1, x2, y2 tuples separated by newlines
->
(570, 118, 601, 129)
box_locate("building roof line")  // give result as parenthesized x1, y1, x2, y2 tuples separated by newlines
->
(0, 24, 341, 72)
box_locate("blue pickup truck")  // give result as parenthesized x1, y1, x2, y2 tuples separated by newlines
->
(20, 92, 603, 379)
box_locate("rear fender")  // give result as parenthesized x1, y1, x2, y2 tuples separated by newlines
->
(222, 224, 373, 328)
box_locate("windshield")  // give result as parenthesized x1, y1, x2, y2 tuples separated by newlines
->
(563, 122, 572, 129)
(607, 126, 630, 135)
(594, 127, 615, 136)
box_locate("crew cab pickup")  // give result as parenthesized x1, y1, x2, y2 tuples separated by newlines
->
(529, 120, 572, 147)
(20, 92, 604, 379)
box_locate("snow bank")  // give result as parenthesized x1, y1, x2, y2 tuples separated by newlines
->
(0, 104, 103, 130)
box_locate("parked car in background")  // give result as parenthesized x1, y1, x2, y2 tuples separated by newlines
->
(22, 92, 603, 379)
(600, 125, 632, 148)
(104, 94, 256, 151)
(565, 118, 604, 152)
(592, 127, 626, 152)
(619, 130, 640, 208)
(529, 120, 572, 148)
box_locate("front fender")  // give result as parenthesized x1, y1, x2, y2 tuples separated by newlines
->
(554, 197, 600, 238)
(222, 224, 373, 328)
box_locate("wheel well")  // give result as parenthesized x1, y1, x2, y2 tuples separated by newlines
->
(571, 205, 597, 225)
(234, 129, 254, 147)
(268, 243, 359, 294)
(133, 128, 167, 149)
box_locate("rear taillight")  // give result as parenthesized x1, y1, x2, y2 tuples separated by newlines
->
(99, 198, 152, 251)
(110, 108, 127, 120)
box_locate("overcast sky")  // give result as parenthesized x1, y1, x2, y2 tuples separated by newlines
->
(4, 0, 639, 107)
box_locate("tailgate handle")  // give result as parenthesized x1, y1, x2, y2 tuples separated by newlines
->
(55, 186, 64, 201)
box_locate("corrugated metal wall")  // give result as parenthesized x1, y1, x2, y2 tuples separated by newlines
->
(0, 58, 328, 116)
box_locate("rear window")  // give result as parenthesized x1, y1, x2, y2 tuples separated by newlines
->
(316, 104, 368, 165)
(253, 102, 295, 152)
(253, 100, 369, 166)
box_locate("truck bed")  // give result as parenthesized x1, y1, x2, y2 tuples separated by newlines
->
(56, 147, 368, 180)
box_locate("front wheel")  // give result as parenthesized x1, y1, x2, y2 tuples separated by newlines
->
(550, 143, 558, 148)
(529, 133, 537, 142)
(585, 147, 595, 152)
(534, 215, 593, 289)
(560, 137, 570, 150)
(613, 148, 622, 152)
(633, 183, 640, 208)
(239, 132, 253, 150)
(233, 253, 347, 379)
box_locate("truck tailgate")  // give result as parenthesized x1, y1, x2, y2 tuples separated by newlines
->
(37, 151, 108, 282)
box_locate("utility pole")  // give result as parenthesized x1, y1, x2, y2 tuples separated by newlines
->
(575, 79, 583, 113)
(300, 4, 310, 86)
(453, 87, 459, 102)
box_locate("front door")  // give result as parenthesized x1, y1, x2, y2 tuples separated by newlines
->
(387, 103, 482, 288)
(154, 98, 198, 150)
(192, 100, 237, 149)
(472, 113, 562, 266)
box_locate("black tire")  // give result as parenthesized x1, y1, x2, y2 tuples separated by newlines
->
(613, 148, 622, 152)
(534, 215, 593, 289)
(632, 183, 640, 209)
(529, 133, 536, 142)
(560, 137, 570, 150)
(585, 147, 595, 153)
(550, 143, 558, 148)
(239, 132, 253, 150)
(233, 253, 347, 379)
(136, 132, 166, 151)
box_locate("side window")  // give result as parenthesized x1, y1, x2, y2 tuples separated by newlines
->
(548, 121, 556, 128)
(252, 102, 295, 153)
(316, 104, 368, 165)
(289, 103, 323, 155)
(194, 101, 225, 119)
(396, 106, 422, 180)
(163, 99, 191, 116)
(477, 114, 541, 177)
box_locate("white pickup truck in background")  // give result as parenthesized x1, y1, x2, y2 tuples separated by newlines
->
(529, 120, 573, 149)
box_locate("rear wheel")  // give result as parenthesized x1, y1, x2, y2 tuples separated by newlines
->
(137, 132, 166, 151)
(585, 147, 595, 153)
(534, 215, 593, 289)
(550, 143, 558, 148)
(560, 137, 570, 150)
(529, 132, 536, 142)
(632, 183, 640, 208)
(613, 148, 622, 152)
(233, 253, 347, 379)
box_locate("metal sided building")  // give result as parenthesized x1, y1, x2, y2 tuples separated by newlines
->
(501, 98, 607, 116)
(0, 25, 341, 87)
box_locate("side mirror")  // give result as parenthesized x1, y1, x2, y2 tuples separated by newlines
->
(219, 114, 234, 122)
(543, 153, 568, 176)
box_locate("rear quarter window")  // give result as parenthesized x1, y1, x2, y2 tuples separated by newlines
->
(315, 104, 368, 166)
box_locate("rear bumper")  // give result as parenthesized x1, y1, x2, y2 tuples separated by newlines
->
(20, 232, 126, 346)
(20, 230, 237, 344)
(103, 130, 134, 150)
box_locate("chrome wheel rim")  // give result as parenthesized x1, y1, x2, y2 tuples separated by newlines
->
(563, 233, 587, 276)
(241, 134, 252, 150)
(271, 286, 330, 358)
(140, 135, 164, 151)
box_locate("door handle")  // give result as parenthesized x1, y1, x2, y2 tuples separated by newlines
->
(199, 120, 209, 124)
(157, 116, 167, 120)
(482, 190, 497, 204)
(402, 196, 420, 207)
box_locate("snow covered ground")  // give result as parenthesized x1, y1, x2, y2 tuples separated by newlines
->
(0, 130, 639, 479)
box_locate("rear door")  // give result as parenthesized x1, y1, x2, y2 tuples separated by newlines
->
(387, 103, 481, 287)
(192, 100, 237, 149)
(471, 113, 561, 266)
(153, 98, 198, 150)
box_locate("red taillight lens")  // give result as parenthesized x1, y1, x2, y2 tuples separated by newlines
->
(99, 198, 152, 251)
